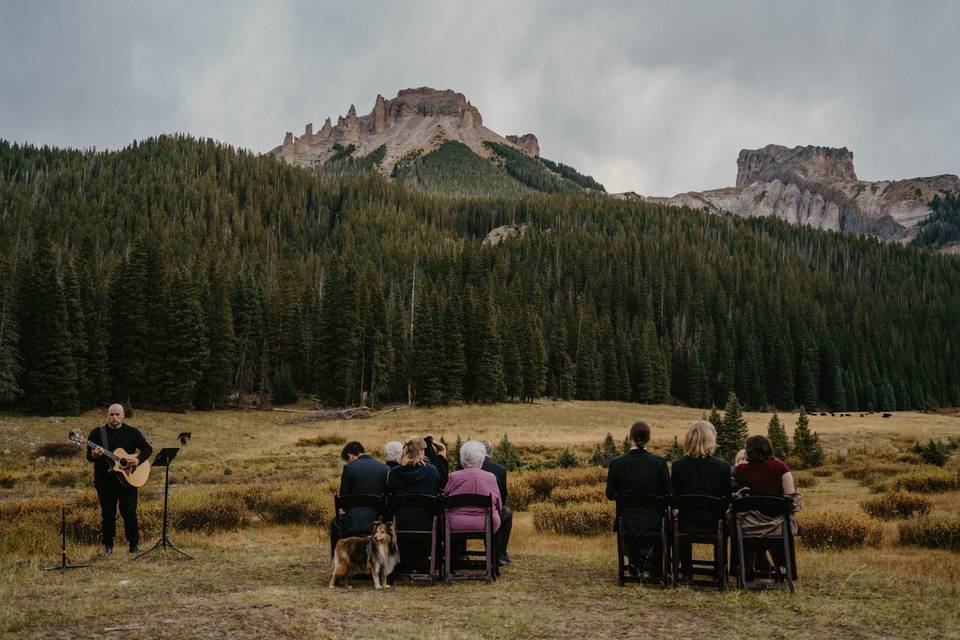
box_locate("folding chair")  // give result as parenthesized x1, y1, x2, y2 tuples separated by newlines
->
(670, 495, 728, 589)
(388, 493, 441, 584)
(443, 493, 497, 584)
(731, 495, 797, 592)
(331, 494, 386, 556)
(615, 494, 671, 586)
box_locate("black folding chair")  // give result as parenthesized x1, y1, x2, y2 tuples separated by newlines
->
(731, 495, 797, 592)
(331, 494, 386, 556)
(670, 495, 728, 589)
(443, 493, 497, 584)
(388, 494, 442, 584)
(615, 494, 671, 586)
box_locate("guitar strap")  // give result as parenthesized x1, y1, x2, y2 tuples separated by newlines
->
(99, 424, 109, 452)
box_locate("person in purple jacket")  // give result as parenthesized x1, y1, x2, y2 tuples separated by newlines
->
(444, 440, 504, 563)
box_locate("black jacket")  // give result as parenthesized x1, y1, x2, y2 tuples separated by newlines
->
(338, 454, 389, 534)
(386, 463, 444, 531)
(481, 456, 508, 508)
(86, 423, 153, 484)
(606, 448, 670, 536)
(670, 455, 732, 535)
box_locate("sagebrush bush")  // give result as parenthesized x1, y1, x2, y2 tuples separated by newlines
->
(240, 483, 332, 524)
(0, 471, 18, 488)
(840, 459, 914, 482)
(797, 510, 883, 550)
(546, 484, 606, 506)
(793, 471, 818, 488)
(510, 467, 608, 510)
(531, 501, 614, 536)
(40, 468, 87, 487)
(171, 491, 249, 531)
(898, 516, 960, 551)
(296, 435, 346, 448)
(860, 491, 933, 520)
(881, 468, 960, 494)
(811, 467, 835, 478)
(35, 442, 80, 458)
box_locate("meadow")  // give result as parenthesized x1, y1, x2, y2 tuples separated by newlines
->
(1, 401, 959, 639)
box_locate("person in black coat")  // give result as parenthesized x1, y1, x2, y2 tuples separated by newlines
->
(385, 437, 446, 531)
(670, 420, 733, 575)
(606, 421, 670, 576)
(329, 441, 389, 556)
(482, 441, 513, 565)
(87, 403, 152, 555)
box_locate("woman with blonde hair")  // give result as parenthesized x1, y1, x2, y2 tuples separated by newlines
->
(386, 436, 446, 532)
(670, 420, 734, 576)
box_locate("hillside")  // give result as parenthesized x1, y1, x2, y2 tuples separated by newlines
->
(270, 87, 604, 197)
(1, 135, 959, 416)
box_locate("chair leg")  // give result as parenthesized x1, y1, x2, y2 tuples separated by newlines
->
(617, 525, 625, 586)
(735, 522, 747, 589)
(783, 529, 795, 593)
(671, 515, 680, 586)
(444, 523, 452, 584)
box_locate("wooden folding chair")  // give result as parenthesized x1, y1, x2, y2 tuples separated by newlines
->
(615, 494, 671, 586)
(443, 493, 497, 584)
(731, 495, 797, 592)
(388, 493, 441, 584)
(670, 495, 728, 589)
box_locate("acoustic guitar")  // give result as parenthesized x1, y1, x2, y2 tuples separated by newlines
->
(68, 430, 152, 488)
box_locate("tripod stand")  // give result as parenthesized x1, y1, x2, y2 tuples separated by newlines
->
(135, 447, 192, 560)
(43, 505, 90, 573)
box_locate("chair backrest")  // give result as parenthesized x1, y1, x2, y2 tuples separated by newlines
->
(443, 493, 493, 510)
(731, 495, 792, 518)
(672, 494, 727, 518)
(615, 493, 669, 517)
(389, 493, 441, 513)
(335, 493, 386, 516)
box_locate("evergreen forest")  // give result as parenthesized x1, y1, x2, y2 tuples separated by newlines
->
(1, 135, 959, 415)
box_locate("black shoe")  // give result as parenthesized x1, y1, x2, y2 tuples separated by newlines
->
(129, 545, 142, 553)
(501, 552, 512, 564)
(103, 545, 113, 556)
(497, 556, 507, 567)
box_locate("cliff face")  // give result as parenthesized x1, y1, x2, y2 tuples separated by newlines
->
(638, 144, 959, 242)
(271, 88, 537, 173)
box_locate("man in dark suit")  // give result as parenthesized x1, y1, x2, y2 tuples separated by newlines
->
(605, 421, 670, 577)
(329, 441, 389, 556)
(482, 441, 513, 565)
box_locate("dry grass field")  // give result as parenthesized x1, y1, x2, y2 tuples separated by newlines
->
(2, 401, 960, 639)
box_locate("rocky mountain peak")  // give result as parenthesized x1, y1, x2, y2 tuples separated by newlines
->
(736, 144, 857, 187)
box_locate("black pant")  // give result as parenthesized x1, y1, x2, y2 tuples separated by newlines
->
(496, 507, 513, 559)
(95, 478, 139, 548)
(624, 534, 664, 577)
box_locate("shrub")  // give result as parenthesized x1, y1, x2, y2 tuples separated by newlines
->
(40, 468, 86, 487)
(172, 491, 249, 531)
(494, 435, 523, 471)
(792, 407, 824, 468)
(797, 510, 883, 550)
(793, 471, 818, 489)
(511, 467, 607, 508)
(840, 458, 914, 482)
(556, 448, 578, 468)
(531, 501, 614, 536)
(588, 433, 620, 468)
(811, 467, 835, 478)
(35, 442, 80, 458)
(547, 484, 606, 506)
(506, 475, 535, 511)
(296, 434, 347, 447)
(883, 468, 960, 494)
(241, 483, 332, 525)
(0, 471, 18, 488)
(912, 439, 949, 467)
(860, 491, 933, 520)
(898, 516, 960, 551)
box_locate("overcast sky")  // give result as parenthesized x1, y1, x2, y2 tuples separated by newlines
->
(1, 1, 957, 195)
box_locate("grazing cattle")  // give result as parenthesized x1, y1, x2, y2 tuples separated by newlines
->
(820, 412, 827, 416)
(882, 413, 892, 418)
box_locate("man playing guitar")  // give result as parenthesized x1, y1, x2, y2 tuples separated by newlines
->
(87, 404, 153, 555)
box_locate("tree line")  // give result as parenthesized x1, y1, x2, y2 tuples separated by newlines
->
(1, 135, 959, 415)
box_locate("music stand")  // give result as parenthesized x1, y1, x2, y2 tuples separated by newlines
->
(43, 504, 90, 573)
(135, 447, 193, 560)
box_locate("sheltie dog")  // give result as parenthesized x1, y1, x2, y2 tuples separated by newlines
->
(329, 521, 400, 589)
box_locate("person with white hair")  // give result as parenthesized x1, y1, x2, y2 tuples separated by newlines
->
(383, 441, 403, 469)
(481, 440, 513, 564)
(443, 440, 504, 562)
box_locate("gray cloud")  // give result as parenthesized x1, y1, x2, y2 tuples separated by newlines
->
(1, 0, 957, 195)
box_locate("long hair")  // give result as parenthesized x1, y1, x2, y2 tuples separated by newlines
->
(683, 420, 717, 458)
(401, 437, 427, 466)
(745, 435, 775, 464)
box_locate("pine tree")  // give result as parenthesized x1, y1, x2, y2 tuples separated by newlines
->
(449, 435, 464, 472)
(792, 405, 824, 468)
(195, 265, 236, 409)
(717, 393, 748, 463)
(154, 273, 208, 411)
(411, 288, 442, 405)
(519, 310, 547, 402)
(474, 299, 504, 403)
(665, 436, 684, 462)
(0, 258, 22, 403)
(76, 260, 110, 406)
(494, 434, 522, 471)
(588, 432, 619, 468)
(271, 363, 297, 405)
(767, 411, 790, 459)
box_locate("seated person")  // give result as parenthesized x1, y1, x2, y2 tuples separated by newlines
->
(670, 420, 732, 575)
(482, 440, 513, 565)
(329, 441, 389, 556)
(386, 437, 446, 531)
(733, 435, 798, 578)
(444, 440, 503, 565)
(605, 421, 670, 577)
(383, 441, 403, 469)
